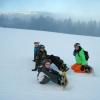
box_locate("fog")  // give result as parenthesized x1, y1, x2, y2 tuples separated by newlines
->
(0, 12, 100, 37)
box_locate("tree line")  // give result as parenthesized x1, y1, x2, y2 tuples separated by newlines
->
(0, 14, 100, 37)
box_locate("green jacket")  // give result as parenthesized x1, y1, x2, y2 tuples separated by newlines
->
(75, 48, 87, 65)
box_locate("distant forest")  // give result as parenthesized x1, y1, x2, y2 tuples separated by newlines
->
(0, 13, 100, 37)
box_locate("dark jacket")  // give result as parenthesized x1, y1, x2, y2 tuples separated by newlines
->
(38, 67, 60, 76)
(38, 67, 61, 84)
(47, 55, 68, 72)
(35, 50, 47, 64)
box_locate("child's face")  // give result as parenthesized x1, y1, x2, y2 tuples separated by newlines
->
(45, 62, 51, 68)
(75, 46, 79, 50)
(40, 48, 44, 52)
(34, 43, 39, 47)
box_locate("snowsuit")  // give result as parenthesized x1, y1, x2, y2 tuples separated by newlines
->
(46, 55, 68, 72)
(35, 50, 47, 69)
(72, 47, 90, 73)
(34, 47, 39, 61)
(37, 67, 62, 85)
(73, 47, 87, 65)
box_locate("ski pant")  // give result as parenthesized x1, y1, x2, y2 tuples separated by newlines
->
(42, 70, 62, 85)
(34, 60, 43, 70)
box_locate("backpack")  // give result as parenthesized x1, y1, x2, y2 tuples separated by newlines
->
(84, 51, 89, 61)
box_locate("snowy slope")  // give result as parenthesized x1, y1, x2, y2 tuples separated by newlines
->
(0, 27, 100, 100)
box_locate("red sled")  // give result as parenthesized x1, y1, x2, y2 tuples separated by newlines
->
(71, 64, 93, 73)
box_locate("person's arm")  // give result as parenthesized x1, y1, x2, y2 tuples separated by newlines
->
(35, 52, 40, 61)
(42, 51, 47, 60)
(79, 49, 87, 65)
(73, 50, 76, 56)
(45, 50, 47, 57)
(34, 48, 36, 56)
(50, 69, 60, 76)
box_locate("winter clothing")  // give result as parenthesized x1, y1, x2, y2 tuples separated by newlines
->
(74, 43, 81, 47)
(46, 55, 69, 72)
(34, 47, 39, 61)
(72, 44, 92, 73)
(35, 50, 47, 70)
(37, 67, 65, 85)
(37, 71, 50, 84)
(73, 47, 87, 65)
(39, 45, 45, 49)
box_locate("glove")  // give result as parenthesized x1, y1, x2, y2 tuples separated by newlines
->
(62, 71, 66, 77)
(59, 71, 67, 77)
(59, 71, 62, 75)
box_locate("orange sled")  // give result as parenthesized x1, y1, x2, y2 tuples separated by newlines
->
(71, 64, 86, 73)
(71, 64, 93, 73)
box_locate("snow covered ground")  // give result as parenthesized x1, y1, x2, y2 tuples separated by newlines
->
(0, 27, 100, 100)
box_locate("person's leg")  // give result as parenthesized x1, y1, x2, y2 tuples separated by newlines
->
(32, 61, 40, 71)
(42, 70, 62, 85)
(80, 65, 86, 72)
(84, 65, 93, 73)
(37, 72, 50, 84)
(39, 75, 50, 84)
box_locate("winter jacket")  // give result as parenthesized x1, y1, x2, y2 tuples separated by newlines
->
(34, 47, 39, 60)
(73, 48, 87, 65)
(37, 67, 61, 84)
(35, 50, 47, 64)
(47, 55, 68, 72)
